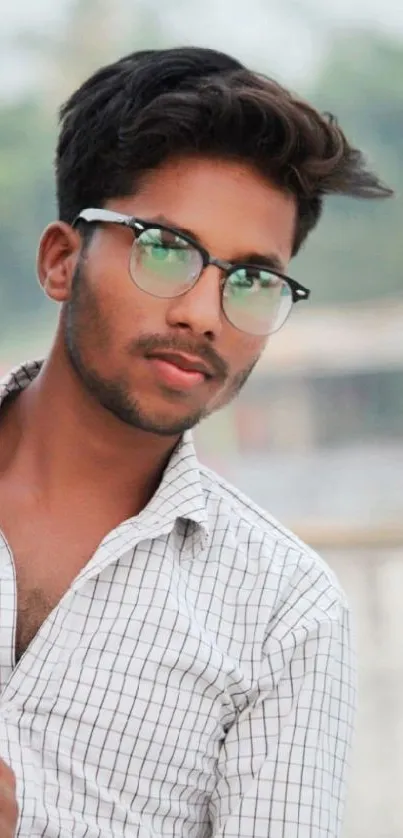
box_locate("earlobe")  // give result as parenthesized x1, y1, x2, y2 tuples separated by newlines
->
(37, 221, 81, 302)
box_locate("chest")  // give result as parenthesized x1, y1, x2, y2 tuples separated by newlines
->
(6, 568, 232, 837)
(14, 557, 78, 661)
(1, 519, 103, 661)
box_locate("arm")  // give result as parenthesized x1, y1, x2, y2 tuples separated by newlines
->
(210, 604, 356, 838)
(0, 757, 18, 838)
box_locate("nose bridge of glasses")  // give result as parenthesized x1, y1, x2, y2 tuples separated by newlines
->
(207, 254, 232, 275)
(166, 252, 224, 335)
(191, 260, 226, 302)
(198, 257, 230, 296)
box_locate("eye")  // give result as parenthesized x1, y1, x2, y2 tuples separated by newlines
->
(139, 229, 192, 258)
(227, 269, 262, 295)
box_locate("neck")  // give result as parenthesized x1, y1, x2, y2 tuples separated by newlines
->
(0, 340, 179, 518)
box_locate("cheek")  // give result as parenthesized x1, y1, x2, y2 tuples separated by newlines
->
(226, 333, 266, 375)
(207, 334, 265, 410)
(85, 271, 165, 351)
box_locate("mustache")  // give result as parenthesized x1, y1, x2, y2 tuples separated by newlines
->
(130, 334, 229, 381)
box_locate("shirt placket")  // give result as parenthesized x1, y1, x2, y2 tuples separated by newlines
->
(0, 532, 17, 687)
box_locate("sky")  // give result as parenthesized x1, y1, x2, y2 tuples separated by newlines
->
(1, 0, 403, 97)
(3, 0, 403, 34)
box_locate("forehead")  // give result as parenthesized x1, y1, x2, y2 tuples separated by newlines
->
(107, 155, 297, 266)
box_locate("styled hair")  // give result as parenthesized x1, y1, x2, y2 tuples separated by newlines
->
(56, 46, 393, 256)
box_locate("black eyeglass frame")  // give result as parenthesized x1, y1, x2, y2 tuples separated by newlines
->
(72, 208, 311, 332)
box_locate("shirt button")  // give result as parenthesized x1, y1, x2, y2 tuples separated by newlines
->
(1, 703, 17, 717)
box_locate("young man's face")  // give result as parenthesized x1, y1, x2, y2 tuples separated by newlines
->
(63, 156, 296, 436)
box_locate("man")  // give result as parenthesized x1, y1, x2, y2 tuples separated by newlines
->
(0, 46, 391, 837)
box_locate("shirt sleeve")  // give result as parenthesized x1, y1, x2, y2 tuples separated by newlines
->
(209, 603, 356, 838)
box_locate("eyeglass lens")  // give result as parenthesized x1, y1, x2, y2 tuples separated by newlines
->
(129, 227, 292, 335)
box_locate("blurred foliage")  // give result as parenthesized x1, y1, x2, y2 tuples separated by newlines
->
(0, 3, 402, 336)
(295, 30, 403, 303)
(0, 100, 55, 323)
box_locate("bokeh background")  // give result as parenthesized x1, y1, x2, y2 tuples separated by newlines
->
(1, 1, 402, 835)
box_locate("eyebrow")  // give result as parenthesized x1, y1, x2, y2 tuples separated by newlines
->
(145, 213, 287, 275)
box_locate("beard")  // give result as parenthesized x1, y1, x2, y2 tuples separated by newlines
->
(63, 255, 259, 437)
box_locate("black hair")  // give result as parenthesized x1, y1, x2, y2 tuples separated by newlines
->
(56, 46, 393, 256)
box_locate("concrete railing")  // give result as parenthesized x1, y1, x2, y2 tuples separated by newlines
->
(294, 522, 403, 551)
(293, 528, 403, 838)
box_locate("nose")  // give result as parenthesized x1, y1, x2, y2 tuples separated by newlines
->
(165, 265, 223, 339)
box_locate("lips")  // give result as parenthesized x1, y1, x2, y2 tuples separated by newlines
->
(148, 352, 213, 378)
(148, 356, 206, 393)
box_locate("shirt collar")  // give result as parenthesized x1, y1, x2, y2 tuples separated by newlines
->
(0, 360, 210, 544)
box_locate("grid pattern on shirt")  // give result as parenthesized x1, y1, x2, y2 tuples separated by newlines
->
(0, 360, 356, 838)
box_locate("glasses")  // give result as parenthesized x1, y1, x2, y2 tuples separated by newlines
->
(73, 208, 310, 336)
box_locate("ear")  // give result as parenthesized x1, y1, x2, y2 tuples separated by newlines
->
(37, 221, 83, 302)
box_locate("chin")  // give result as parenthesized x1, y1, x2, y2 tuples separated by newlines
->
(102, 397, 207, 437)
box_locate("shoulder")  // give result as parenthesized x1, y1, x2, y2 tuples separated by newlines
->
(198, 462, 348, 624)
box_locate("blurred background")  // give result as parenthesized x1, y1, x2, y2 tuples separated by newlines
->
(1, 1, 402, 835)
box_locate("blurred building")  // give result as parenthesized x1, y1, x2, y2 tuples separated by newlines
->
(198, 298, 403, 456)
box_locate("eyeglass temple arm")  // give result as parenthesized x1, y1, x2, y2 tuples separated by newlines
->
(73, 208, 134, 227)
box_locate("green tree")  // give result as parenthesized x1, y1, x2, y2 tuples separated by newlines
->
(0, 98, 55, 330)
(294, 30, 403, 304)
(0, 0, 168, 339)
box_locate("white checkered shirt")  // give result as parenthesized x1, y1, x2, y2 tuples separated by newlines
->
(0, 361, 355, 838)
